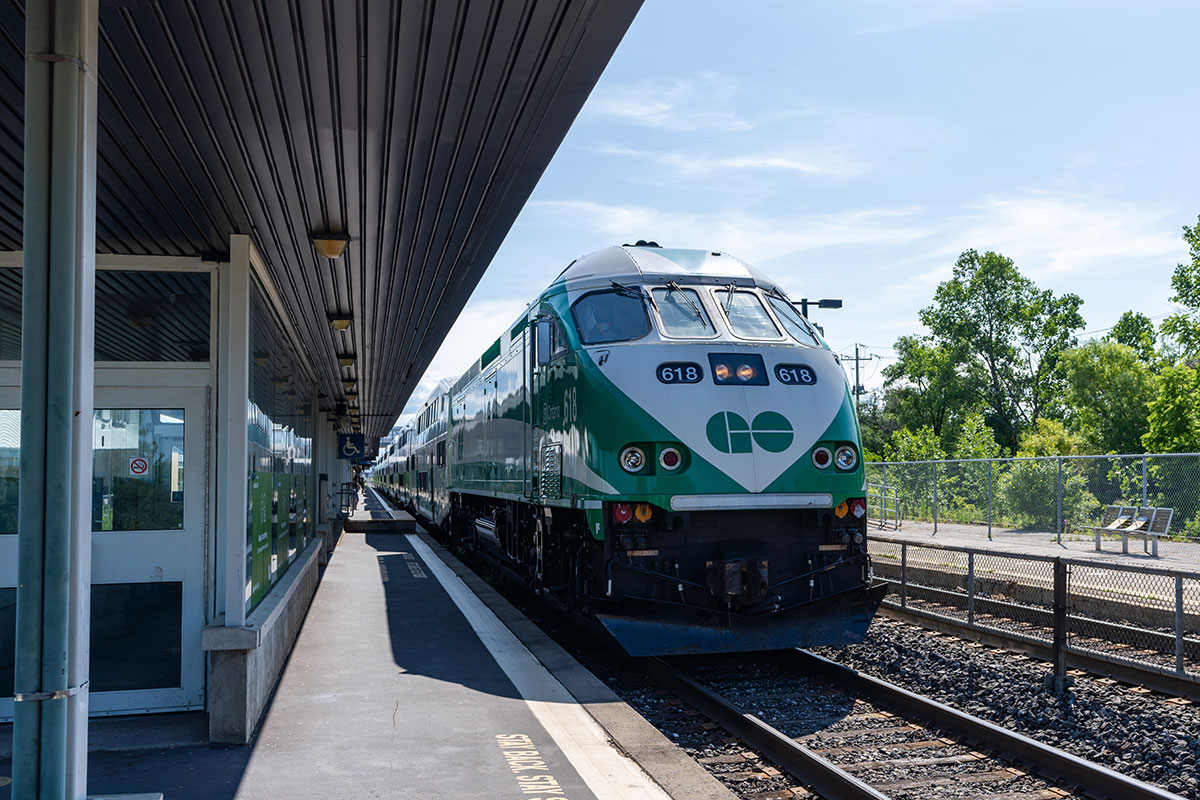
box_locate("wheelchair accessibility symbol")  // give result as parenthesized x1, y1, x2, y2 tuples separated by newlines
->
(338, 433, 366, 460)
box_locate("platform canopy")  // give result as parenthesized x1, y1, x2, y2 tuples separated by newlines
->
(0, 0, 641, 437)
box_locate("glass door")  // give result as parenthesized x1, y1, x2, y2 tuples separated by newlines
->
(0, 377, 207, 719)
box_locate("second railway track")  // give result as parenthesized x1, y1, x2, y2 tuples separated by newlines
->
(645, 649, 1186, 800)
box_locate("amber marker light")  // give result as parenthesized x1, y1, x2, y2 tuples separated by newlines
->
(714, 363, 732, 381)
(737, 364, 757, 381)
(634, 503, 653, 523)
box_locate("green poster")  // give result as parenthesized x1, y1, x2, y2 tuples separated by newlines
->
(250, 472, 273, 607)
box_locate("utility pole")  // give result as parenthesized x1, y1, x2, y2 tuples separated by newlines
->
(848, 343, 874, 413)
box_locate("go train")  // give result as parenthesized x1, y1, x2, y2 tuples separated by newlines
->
(369, 243, 886, 656)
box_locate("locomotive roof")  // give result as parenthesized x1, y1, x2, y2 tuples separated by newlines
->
(556, 245, 781, 291)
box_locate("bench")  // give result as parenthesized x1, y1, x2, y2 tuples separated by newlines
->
(1086, 504, 1174, 557)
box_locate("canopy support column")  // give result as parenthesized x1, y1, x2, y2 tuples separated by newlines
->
(14, 0, 100, 797)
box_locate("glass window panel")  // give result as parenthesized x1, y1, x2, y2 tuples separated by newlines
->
(1, 587, 13, 697)
(90, 582, 182, 692)
(767, 295, 821, 347)
(92, 409, 185, 531)
(0, 409, 17, 534)
(651, 287, 716, 337)
(1, 269, 211, 362)
(571, 290, 651, 344)
(720, 290, 781, 339)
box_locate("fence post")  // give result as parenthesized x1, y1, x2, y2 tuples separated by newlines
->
(1045, 557, 1069, 694)
(1177, 576, 1185, 675)
(986, 460, 993, 541)
(932, 461, 939, 535)
(900, 543, 907, 609)
(967, 551, 975, 626)
(1056, 457, 1063, 545)
(882, 464, 889, 528)
(1141, 456, 1148, 507)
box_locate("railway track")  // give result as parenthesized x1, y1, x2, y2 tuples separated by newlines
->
(645, 649, 1186, 800)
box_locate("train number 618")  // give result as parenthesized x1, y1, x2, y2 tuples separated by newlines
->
(775, 363, 817, 385)
(658, 362, 703, 384)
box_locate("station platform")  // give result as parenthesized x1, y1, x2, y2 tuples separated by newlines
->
(2, 491, 731, 800)
(878, 520, 1200, 569)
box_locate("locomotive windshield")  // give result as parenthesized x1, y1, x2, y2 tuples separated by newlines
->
(650, 286, 716, 337)
(719, 290, 782, 339)
(766, 294, 821, 347)
(572, 289, 652, 344)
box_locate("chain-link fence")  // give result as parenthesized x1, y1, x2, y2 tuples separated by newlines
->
(872, 535, 1200, 685)
(866, 453, 1200, 552)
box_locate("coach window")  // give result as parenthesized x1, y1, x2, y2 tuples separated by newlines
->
(717, 289, 782, 340)
(650, 286, 716, 338)
(572, 290, 650, 345)
(766, 295, 821, 347)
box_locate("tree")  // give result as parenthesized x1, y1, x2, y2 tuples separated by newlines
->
(919, 249, 1085, 452)
(1141, 364, 1200, 453)
(1105, 311, 1157, 363)
(880, 335, 973, 444)
(1060, 341, 1154, 454)
(956, 412, 1001, 460)
(1161, 215, 1200, 357)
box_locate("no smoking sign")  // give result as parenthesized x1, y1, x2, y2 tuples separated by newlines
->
(129, 457, 149, 476)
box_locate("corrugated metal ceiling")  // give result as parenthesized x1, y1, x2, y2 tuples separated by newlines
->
(0, 0, 641, 436)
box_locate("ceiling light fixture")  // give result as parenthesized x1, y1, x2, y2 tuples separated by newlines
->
(328, 315, 352, 331)
(337, 354, 356, 368)
(311, 233, 350, 259)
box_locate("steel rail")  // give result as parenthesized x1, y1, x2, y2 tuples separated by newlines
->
(642, 657, 891, 800)
(792, 649, 1186, 800)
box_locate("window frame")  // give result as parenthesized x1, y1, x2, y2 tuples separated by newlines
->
(648, 285, 720, 340)
(569, 289, 653, 346)
(711, 288, 784, 341)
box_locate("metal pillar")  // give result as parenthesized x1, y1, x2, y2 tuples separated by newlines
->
(14, 1, 99, 797)
(217, 235, 251, 628)
(1056, 458, 1063, 544)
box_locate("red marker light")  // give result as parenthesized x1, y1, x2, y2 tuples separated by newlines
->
(613, 503, 634, 524)
(851, 498, 867, 518)
(659, 447, 682, 470)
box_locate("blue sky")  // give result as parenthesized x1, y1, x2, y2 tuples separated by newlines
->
(399, 0, 1200, 422)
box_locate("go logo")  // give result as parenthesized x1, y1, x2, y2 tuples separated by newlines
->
(706, 411, 794, 454)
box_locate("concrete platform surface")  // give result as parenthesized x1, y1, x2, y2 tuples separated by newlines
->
(878, 519, 1200, 571)
(2, 506, 731, 799)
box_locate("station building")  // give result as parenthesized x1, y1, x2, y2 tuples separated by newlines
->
(0, 0, 640, 774)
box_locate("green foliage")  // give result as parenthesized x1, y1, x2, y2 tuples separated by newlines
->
(1105, 311, 1157, 363)
(1060, 341, 1154, 454)
(918, 249, 1085, 452)
(955, 412, 1001, 460)
(885, 424, 945, 462)
(1014, 418, 1087, 457)
(1141, 364, 1200, 453)
(881, 335, 971, 443)
(1161, 216, 1200, 357)
(996, 419, 1097, 529)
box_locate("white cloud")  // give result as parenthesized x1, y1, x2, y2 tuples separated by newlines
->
(526, 200, 931, 266)
(593, 144, 865, 178)
(939, 190, 1182, 280)
(582, 71, 754, 132)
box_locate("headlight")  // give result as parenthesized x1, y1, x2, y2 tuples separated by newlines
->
(659, 447, 683, 470)
(620, 445, 647, 473)
(835, 445, 858, 470)
(713, 363, 732, 381)
(812, 446, 832, 469)
(736, 364, 757, 381)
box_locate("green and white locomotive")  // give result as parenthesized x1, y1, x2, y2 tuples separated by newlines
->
(370, 243, 887, 655)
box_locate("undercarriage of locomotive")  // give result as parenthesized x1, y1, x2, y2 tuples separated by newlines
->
(449, 494, 887, 656)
